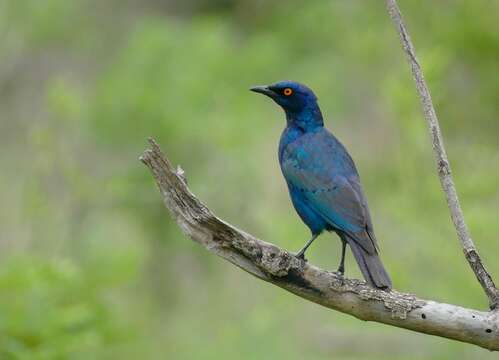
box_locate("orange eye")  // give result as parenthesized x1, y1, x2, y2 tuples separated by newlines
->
(283, 88, 293, 96)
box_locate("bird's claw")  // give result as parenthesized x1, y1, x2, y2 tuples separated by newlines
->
(337, 266, 345, 276)
(333, 270, 345, 286)
(295, 252, 307, 262)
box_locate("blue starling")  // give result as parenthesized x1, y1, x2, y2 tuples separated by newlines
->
(251, 81, 392, 290)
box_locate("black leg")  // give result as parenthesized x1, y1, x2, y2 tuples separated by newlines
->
(337, 240, 347, 275)
(295, 234, 319, 260)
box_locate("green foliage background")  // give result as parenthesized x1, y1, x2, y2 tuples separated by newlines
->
(1, 0, 498, 358)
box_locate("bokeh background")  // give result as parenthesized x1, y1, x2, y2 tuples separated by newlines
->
(1, 0, 498, 358)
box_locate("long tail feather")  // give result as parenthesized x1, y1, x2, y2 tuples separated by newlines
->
(347, 237, 392, 290)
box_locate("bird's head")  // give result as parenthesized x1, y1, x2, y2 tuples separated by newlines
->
(250, 80, 323, 129)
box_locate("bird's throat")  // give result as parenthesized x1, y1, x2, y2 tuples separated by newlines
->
(285, 105, 324, 132)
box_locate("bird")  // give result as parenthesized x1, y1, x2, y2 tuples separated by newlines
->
(250, 80, 392, 290)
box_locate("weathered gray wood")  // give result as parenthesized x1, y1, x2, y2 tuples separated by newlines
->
(385, 0, 499, 310)
(140, 139, 499, 351)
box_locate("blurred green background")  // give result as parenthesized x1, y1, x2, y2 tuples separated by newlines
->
(1, 0, 498, 358)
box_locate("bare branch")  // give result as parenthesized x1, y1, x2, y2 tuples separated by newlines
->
(140, 138, 499, 351)
(385, 0, 499, 310)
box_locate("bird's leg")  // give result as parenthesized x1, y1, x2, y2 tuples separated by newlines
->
(337, 240, 347, 275)
(295, 234, 319, 260)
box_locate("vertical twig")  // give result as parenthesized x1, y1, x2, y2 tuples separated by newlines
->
(385, 0, 499, 309)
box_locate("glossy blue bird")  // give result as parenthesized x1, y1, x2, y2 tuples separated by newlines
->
(251, 80, 392, 290)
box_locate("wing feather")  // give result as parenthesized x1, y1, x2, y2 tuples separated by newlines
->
(281, 132, 377, 254)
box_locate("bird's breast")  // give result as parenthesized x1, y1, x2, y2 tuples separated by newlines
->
(278, 126, 305, 163)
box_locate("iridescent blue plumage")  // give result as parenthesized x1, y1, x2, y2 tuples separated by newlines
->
(251, 80, 392, 289)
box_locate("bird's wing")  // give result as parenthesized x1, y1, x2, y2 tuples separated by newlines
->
(282, 154, 377, 255)
(348, 177, 379, 249)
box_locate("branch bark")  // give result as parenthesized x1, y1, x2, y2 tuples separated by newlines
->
(140, 138, 499, 351)
(385, 0, 499, 310)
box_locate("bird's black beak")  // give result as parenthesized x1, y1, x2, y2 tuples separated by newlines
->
(250, 85, 275, 97)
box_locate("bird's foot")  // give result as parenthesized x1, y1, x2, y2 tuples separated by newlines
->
(337, 265, 345, 276)
(294, 251, 307, 262)
(334, 268, 345, 286)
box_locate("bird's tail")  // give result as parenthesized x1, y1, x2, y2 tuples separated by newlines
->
(347, 237, 392, 290)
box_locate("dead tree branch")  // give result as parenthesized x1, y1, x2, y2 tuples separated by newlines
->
(385, 0, 499, 310)
(140, 138, 499, 351)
